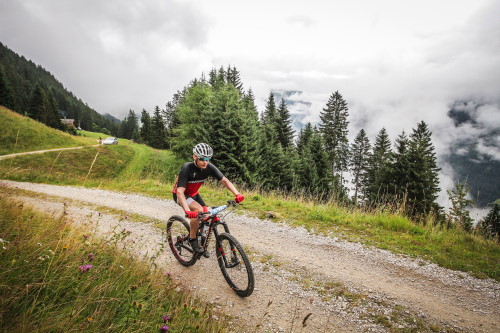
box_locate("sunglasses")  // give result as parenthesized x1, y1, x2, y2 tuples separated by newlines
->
(198, 157, 211, 162)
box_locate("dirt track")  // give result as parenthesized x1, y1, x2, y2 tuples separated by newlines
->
(1, 180, 498, 332)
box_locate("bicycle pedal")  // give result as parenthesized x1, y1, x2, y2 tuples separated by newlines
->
(203, 251, 210, 258)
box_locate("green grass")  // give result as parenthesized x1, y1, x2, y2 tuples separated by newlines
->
(1, 106, 499, 281)
(0, 194, 229, 332)
(0, 144, 134, 185)
(0, 106, 96, 155)
(186, 184, 500, 281)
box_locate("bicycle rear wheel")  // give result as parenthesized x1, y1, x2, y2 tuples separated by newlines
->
(166, 215, 197, 267)
(216, 233, 254, 297)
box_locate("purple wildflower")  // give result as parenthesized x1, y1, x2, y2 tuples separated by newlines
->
(159, 325, 169, 332)
(162, 315, 171, 323)
(88, 253, 95, 261)
(78, 264, 94, 273)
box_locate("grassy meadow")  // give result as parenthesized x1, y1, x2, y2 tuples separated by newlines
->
(0, 106, 97, 155)
(0, 194, 229, 332)
(0, 106, 499, 283)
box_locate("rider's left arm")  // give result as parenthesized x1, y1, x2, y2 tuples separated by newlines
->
(220, 177, 241, 196)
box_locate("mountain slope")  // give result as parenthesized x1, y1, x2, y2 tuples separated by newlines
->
(0, 106, 95, 155)
(0, 42, 119, 134)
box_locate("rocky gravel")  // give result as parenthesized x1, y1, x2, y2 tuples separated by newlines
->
(1, 179, 499, 332)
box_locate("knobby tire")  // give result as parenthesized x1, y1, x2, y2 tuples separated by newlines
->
(166, 215, 197, 267)
(216, 233, 255, 297)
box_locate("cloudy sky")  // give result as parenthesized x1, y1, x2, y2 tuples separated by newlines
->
(1, 0, 499, 207)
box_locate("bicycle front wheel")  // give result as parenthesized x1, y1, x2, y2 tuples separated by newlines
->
(216, 233, 254, 297)
(166, 215, 197, 267)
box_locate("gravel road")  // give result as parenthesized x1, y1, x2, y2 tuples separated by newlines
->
(1, 179, 498, 332)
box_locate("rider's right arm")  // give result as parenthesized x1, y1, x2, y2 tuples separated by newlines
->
(176, 187, 190, 212)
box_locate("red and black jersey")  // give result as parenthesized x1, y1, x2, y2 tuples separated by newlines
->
(172, 162, 224, 197)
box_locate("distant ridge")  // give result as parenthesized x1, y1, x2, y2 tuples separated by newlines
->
(0, 42, 119, 135)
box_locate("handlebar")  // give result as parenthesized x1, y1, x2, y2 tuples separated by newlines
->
(185, 200, 237, 218)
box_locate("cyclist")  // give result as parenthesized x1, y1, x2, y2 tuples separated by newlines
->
(172, 142, 244, 254)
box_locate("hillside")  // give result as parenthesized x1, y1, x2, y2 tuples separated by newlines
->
(0, 106, 96, 155)
(0, 42, 119, 134)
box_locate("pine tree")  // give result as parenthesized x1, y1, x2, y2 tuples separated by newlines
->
(28, 84, 48, 124)
(407, 121, 441, 216)
(350, 129, 371, 204)
(225, 66, 243, 94)
(262, 92, 277, 125)
(387, 131, 412, 206)
(446, 182, 474, 232)
(0, 65, 14, 109)
(140, 109, 152, 145)
(208, 84, 251, 183)
(276, 98, 295, 149)
(150, 106, 167, 149)
(257, 104, 289, 191)
(311, 128, 332, 197)
(319, 91, 350, 197)
(477, 203, 500, 241)
(119, 110, 139, 140)
(297, 123, 314, 155)
(240, 88, 262, 185)
(45, 89, 64, 130)
(366, 127, 392, 203)
(164, 89, 185, 148)
(171, 81, 214, 158)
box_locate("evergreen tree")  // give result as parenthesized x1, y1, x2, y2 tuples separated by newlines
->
(387, 131, 412, 206)
(257, 95, 290, 191)
(208, 84, 250, 183)
(366, 127, 392, 203)
(350, 129, 371, 204)
(28, 84, 48, 123)
(164, 89, 185, 148)
(276, 98, 295, 149)
(310, 129, 332, 198)
(240, 88, 262, 185)
(297, 123, 314, 155)
(257, 125, 289, 191)
(46, 89, 64, 130)
(208, 67, 226, 90)
(477, 203, 500, 241)
(296, 126, 332, 198)
(171, 81, 215, 159)
(319, 91, 350, 197)
(119, 110, 139, 140)
(225, 66, 243, 94)
(0, 65, 14, 109)
(407, 121, 441, 216)
(140, 109, 152, 145)
(262, 92, 277, 125)
(150, 106, 167, 149)
(208, 68, 218, 87)
(446, 182, 474, 232)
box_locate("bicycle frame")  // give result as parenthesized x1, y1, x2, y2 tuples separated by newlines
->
(197, 204, 233, 257)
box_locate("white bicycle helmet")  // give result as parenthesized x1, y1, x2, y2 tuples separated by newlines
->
(193, 143, 213, 159)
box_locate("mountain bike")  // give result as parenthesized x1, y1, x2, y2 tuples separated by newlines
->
(166, 200, 254, 297)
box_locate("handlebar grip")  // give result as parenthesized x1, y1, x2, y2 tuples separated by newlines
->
(184, 211, 211, 218)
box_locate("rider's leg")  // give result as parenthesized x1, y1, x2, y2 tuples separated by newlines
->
(188, 200, 203, 239)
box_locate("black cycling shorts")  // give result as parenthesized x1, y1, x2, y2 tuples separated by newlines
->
(172, 193, 206, 207)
